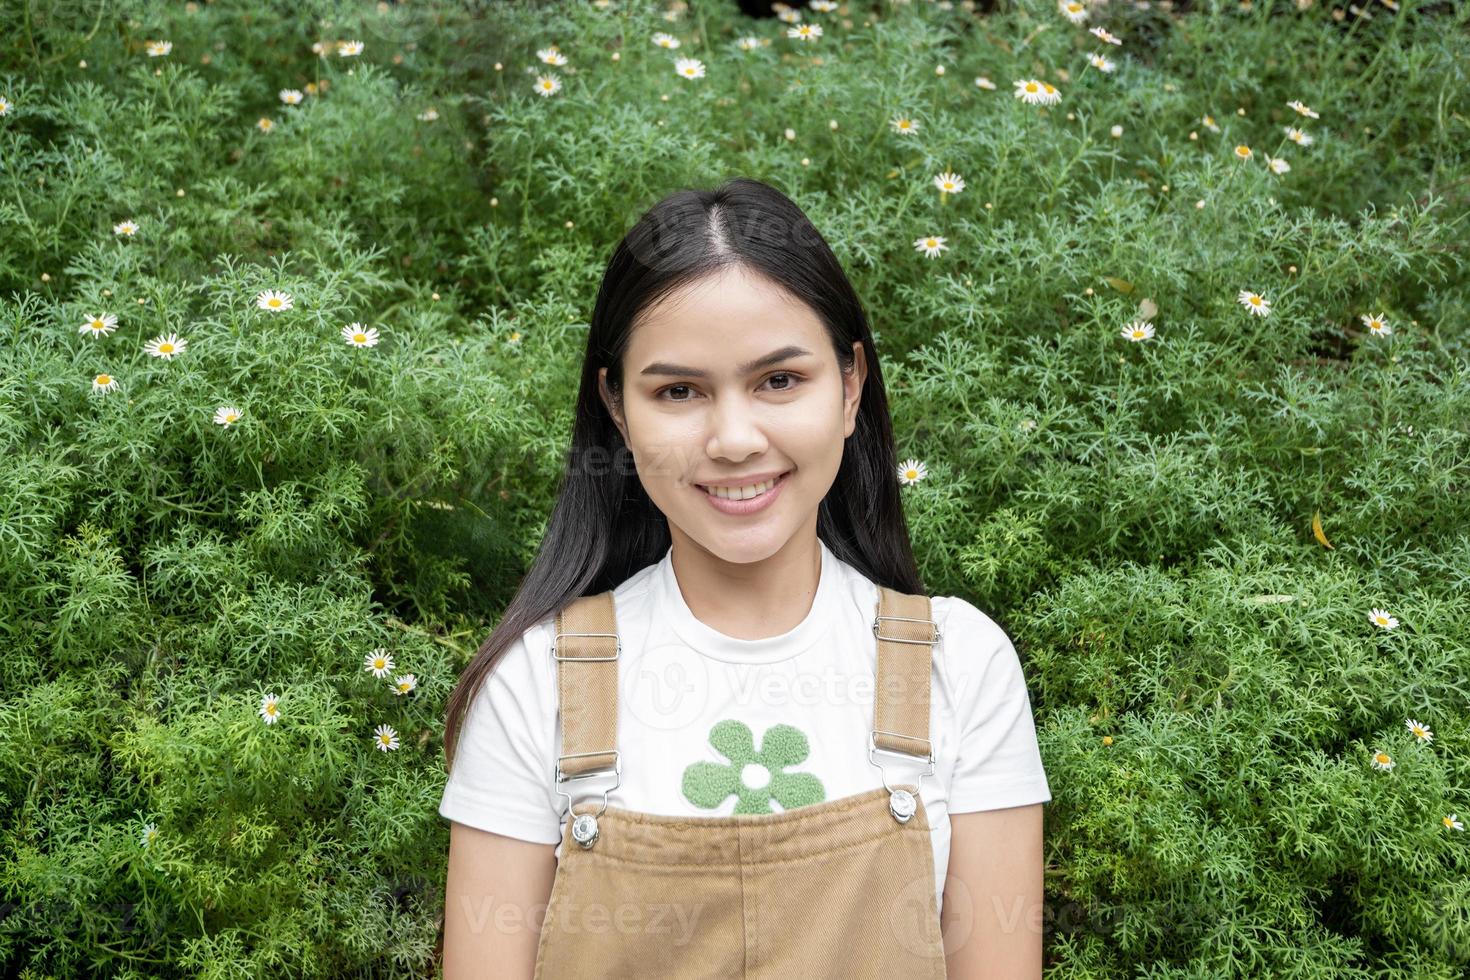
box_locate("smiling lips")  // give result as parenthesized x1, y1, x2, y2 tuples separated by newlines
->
(695, 470, 791, 514)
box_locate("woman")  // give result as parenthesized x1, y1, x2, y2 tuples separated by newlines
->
(439, 177, 1051, 977)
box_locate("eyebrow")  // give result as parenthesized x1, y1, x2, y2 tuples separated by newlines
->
(639, 345, 814, 379)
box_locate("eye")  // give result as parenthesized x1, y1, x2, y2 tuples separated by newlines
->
(764, 371, 802, 392)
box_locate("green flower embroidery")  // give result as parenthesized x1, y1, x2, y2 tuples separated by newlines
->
(681, 719, 826, 814)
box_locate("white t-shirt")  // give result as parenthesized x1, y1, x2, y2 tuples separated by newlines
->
(439, 537, 1052, 913)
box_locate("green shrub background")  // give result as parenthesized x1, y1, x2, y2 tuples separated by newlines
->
(1, 0, 1467, 976)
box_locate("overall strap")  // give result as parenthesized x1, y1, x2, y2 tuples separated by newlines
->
(553, 591, 620, 779)
(871, 586, 940, 761)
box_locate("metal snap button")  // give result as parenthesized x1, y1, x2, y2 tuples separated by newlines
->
(571, 813, 600, 848)
(889, 788, 917, 823)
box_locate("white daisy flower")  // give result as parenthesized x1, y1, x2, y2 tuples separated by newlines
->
(0, 95, 12, 116)
(1266, 155, 1290, 175)
(279, 89, 304, 105)
(506, 330, 523, 347)
(417, 107, 439, 122)
(1013, 79, 1061, 105)
(143, 333, 187, 359)
(897, 459, 928, 485)
(1059, 0, 1089, 24)
(79, 313, 119, 338)
(1368, 608, 1398, 629)
(1369, 750, 1394, 771)
(651, 32, 681, 49)
(1285, 126, 1313, 146)
(537, 47, 568, 66)
(1233, 143, 1253, 161)
(1237, 290, 1270, 316)
(257, 117, 275, 133)
(1406, 719, 1433, 743)
(737, 37, 762, 51)
(113, 219, 139, 236)
(341, 323, 380, 348)
(146, 40, 173, 57)
(364, 648, 395, 678)
(1089, 26, 1122, 45)
(933, 171, 965, 195)
(91, 373, 119, 395)
(393, 674, 418, 696)
(140, 822, 159, 847)
(259, 693, 280, 724)
(1110, 124, 1123, 138)
(974, 76, 997, 90)
(913, 235, 949, 259)
(374, 724, 400, 752)
(213, 406, 243, 426)
(1360, 313, 1392, 336)
(1089, 54, 1115, 72)
(1121, 319, 1154, 341)
(778, 8, 803, 23)
(1202, 114, 1220, 133)
(788, 24, 823, 41)
(1444, 814, 1465, 831)
(675, 57, 706, 80)
(255, 289, 293, 312)
(533, 73, 562, 97)
(338, 40, 365, 57)
(1286, 99, 1319, 119)
(890, 116, 920, 135)
(811, 0, 839, 10)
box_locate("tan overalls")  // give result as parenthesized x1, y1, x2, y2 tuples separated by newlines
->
(532, 584, 949, 978)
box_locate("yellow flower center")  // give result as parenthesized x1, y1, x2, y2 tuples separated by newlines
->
(96, 374, 111, 384)
(160, 344, 173, 353)
(226, 413, 237, 422)
(1250, 296, 1261, 305)
(354, 333, 366, 343)
(1375, 753, 1390, 764)
(1025, 82, 1039, 92)
(1044, 84, 1056, 94)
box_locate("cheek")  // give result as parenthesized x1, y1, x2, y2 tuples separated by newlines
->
(622, 406, 704, 479)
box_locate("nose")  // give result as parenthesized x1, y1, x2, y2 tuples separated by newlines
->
(704, 392, 769, 463)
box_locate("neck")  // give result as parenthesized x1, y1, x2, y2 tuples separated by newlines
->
(667, 521, 823, 640)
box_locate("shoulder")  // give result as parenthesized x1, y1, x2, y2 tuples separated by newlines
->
(929, 594, 1030, 690)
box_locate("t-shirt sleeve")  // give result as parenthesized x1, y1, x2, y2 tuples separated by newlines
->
(438, 617, 564, 844)
(936, 596, 1052, 813)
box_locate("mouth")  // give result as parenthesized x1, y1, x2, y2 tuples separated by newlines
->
(694, 470, 793, 514)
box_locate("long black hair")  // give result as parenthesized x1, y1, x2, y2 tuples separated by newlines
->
(443, 176, 924, 771)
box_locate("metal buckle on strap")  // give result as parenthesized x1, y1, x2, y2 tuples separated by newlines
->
(551, 630, 621, 662)
(868, 730, 935, 791)
(872, 615, 941, 646)
(554, 750, 621, 820)
(868, 731, 935, 824)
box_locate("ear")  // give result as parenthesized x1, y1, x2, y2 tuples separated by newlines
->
(598, 367, 628, 442)
(842, 341, 866, 439)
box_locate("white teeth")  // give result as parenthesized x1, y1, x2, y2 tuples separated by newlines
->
(701, 476, 779, 500)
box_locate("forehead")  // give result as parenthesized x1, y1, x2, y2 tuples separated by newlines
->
(625, 265, 827, 363)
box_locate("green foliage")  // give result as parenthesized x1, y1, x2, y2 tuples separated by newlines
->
(0, 0, 1466, 976)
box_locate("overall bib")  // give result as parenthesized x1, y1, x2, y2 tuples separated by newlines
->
(532, 584, 949, 979)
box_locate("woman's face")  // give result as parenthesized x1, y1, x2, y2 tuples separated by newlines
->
(599, 264, 866, 565)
